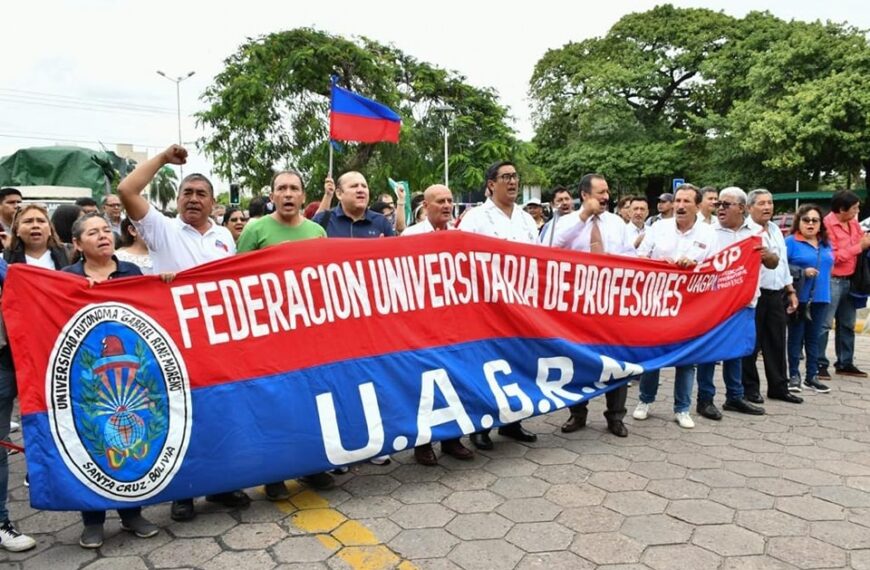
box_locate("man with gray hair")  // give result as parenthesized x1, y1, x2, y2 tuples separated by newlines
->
(743, 189, 803, 404)
(695, 186, 776, 420)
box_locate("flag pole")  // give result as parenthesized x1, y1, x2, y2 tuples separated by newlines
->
(328, 141, 334, 179)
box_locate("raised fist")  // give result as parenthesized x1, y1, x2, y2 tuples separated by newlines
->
(162, 145, 188, 165)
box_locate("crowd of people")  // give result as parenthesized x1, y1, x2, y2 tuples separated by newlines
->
(0, 143, 869, 552)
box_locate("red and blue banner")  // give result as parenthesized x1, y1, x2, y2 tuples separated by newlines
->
(2, 233, 760, 510)
(329, 80, 401, 143)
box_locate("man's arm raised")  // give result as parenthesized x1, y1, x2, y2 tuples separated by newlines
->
(117, 144, 187, 221)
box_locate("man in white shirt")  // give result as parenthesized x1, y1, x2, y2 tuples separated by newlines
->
(403, 185, 475, 465)
(459, 161, 538, 449)
(626, 196, 649, 250)
(695, 187, 771, 421)
(635, 184, 715, 429)
(539, 186, 574, 245)
(117, 144, 248, 522)
(743, 189, 803, 404)
(550, 174, 632, 438)
(697, 186, 718, 225)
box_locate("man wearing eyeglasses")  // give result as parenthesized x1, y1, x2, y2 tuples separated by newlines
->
(550, 173, 634, 438)
(742, 189, 803, 405)
(459, 161, 538, 449)
(102, 194, 124, 236)
(695, 187, 777, 421)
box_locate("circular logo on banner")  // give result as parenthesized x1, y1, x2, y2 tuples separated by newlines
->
(46, 303, 191, 501)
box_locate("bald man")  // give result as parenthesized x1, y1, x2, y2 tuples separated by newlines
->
(402, 185, 455, 235)
(313, 171, 395, 238)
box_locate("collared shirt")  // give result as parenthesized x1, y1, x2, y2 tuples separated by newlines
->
(551, 210, 636, 256)
(697, 211, 715, 225)
(401, 218, 456, 236)
(313, 205, 395, 239)
(637, 217, 715, 262)
(458, 199, 539, 244)
(748, 218, 792, 290)
(626, 222, 645, 250)
(63, 256, 143, 280)
(823, 211, 864, 277)
(132, 205, 236, 273)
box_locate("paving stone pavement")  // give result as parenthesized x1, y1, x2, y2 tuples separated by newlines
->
(3, 335, 870, 569)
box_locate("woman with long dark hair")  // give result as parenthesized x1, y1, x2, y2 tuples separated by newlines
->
(116, 218, 153, 274)
(222, 206, 247, 243)
(786, 204, 835, 393)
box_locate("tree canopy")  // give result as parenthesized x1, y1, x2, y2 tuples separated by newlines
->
(197, 28, 521, 199)
(529, 5, 870, 198)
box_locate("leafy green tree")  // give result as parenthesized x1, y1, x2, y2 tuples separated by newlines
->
(149, 166, 177, 210)
(197, 28, 518, 199)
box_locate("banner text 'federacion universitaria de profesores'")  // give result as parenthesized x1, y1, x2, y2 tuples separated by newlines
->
(2, 232, 760, 510)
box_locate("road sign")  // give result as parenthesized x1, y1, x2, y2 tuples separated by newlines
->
(672, 178, 685, 191)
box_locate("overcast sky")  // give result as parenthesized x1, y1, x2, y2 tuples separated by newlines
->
(2, 0, 867, 192)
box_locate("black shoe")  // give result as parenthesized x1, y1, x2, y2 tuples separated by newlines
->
(696, 401, 722, 421)
(560, 413, 586, 433)
(470, 432, 493, 450)
(723, 398, 766, 415)
(498, 423, 537, 443)
(264, 482, 290, 501)
(607, 420, 628, 438)
(170, 499, 196, 522)
(818, 366, 831, 380)
(205, 490, 251, 508)
(300, 472, 335, 490)
(804, 377, 831, 393)
(745, 393, 764, 404)
(836, 364, 868, 378)
(768, 392, 804, 404)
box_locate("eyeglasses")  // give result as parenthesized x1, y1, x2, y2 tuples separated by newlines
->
(801, 217, 821, 224)
(496, 173, 520, 182)
(715, 201, 739, 209)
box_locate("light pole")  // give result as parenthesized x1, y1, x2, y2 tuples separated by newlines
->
(433, 104, 454, 187)
(157, 69, 195, 176)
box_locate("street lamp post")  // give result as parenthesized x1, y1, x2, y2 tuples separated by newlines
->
(433, 104, 454, 188)
(157, 70, 195, 176)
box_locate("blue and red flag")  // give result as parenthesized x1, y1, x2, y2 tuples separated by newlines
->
(329, 79, 401, 143)
(2, 234, 760, 510)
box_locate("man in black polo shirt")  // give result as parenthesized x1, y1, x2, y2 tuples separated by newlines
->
(313, 172, 395, 238)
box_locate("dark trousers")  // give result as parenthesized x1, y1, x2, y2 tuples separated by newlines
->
(742, 289, 790, 397)
(81, 507, 141, 526)
(569, 384, 628, 422)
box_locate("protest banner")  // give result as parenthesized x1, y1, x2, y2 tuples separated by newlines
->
(2, 232, 760, 510)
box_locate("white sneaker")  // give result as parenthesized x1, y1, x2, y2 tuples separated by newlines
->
(632, 403, 650, 420)
(674, 412, 695, 429)
(0, 521, 36, 552)
(9, 421, 20, 433)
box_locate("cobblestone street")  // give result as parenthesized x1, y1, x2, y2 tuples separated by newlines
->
(3, 334, 870, 569)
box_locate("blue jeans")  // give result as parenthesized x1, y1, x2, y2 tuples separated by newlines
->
(0, 358, 17, 523)
(819, 277, 856, 369)
(696, 359, 744, 403)
(639, 366, 695, 413)
(789, 302, 829, 380)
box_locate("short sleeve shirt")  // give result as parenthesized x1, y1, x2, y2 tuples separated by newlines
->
(132, 205, 236, 272)
(313, 206, 395, 238)
(637, 217, 715, 263)
(459, 199, 539, 244)
(237, 216, 326, 252)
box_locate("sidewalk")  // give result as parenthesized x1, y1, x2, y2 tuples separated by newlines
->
(3, 334, 870, 569)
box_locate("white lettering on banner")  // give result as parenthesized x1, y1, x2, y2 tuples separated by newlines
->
(170, 249, 748, 349)
(315, 353, 641, 464)
(316, 382, 385, 465)
(415, 369, 475, 446)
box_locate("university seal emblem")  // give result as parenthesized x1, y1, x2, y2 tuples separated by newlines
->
(46, 303, 191, 501)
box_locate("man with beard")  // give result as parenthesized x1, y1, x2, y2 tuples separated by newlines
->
(118, 144, 250, 521)
(742, 189, 803, 404)
(539, 186, 574, 245)
(236, 170, 335, 498)
(402, 185, 476, 465)
(460, 161, 538, 449)
(694, 186, 772, 420)
(635, 184, 715, 428)
(551, 173, 633, 438)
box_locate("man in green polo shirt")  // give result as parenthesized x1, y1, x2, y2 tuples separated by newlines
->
(238, 170, 325, 251)
(236, 169, 332, 499)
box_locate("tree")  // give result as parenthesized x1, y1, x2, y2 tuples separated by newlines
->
(149, 166, 177, 210)
(197, 28, 518, 199)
